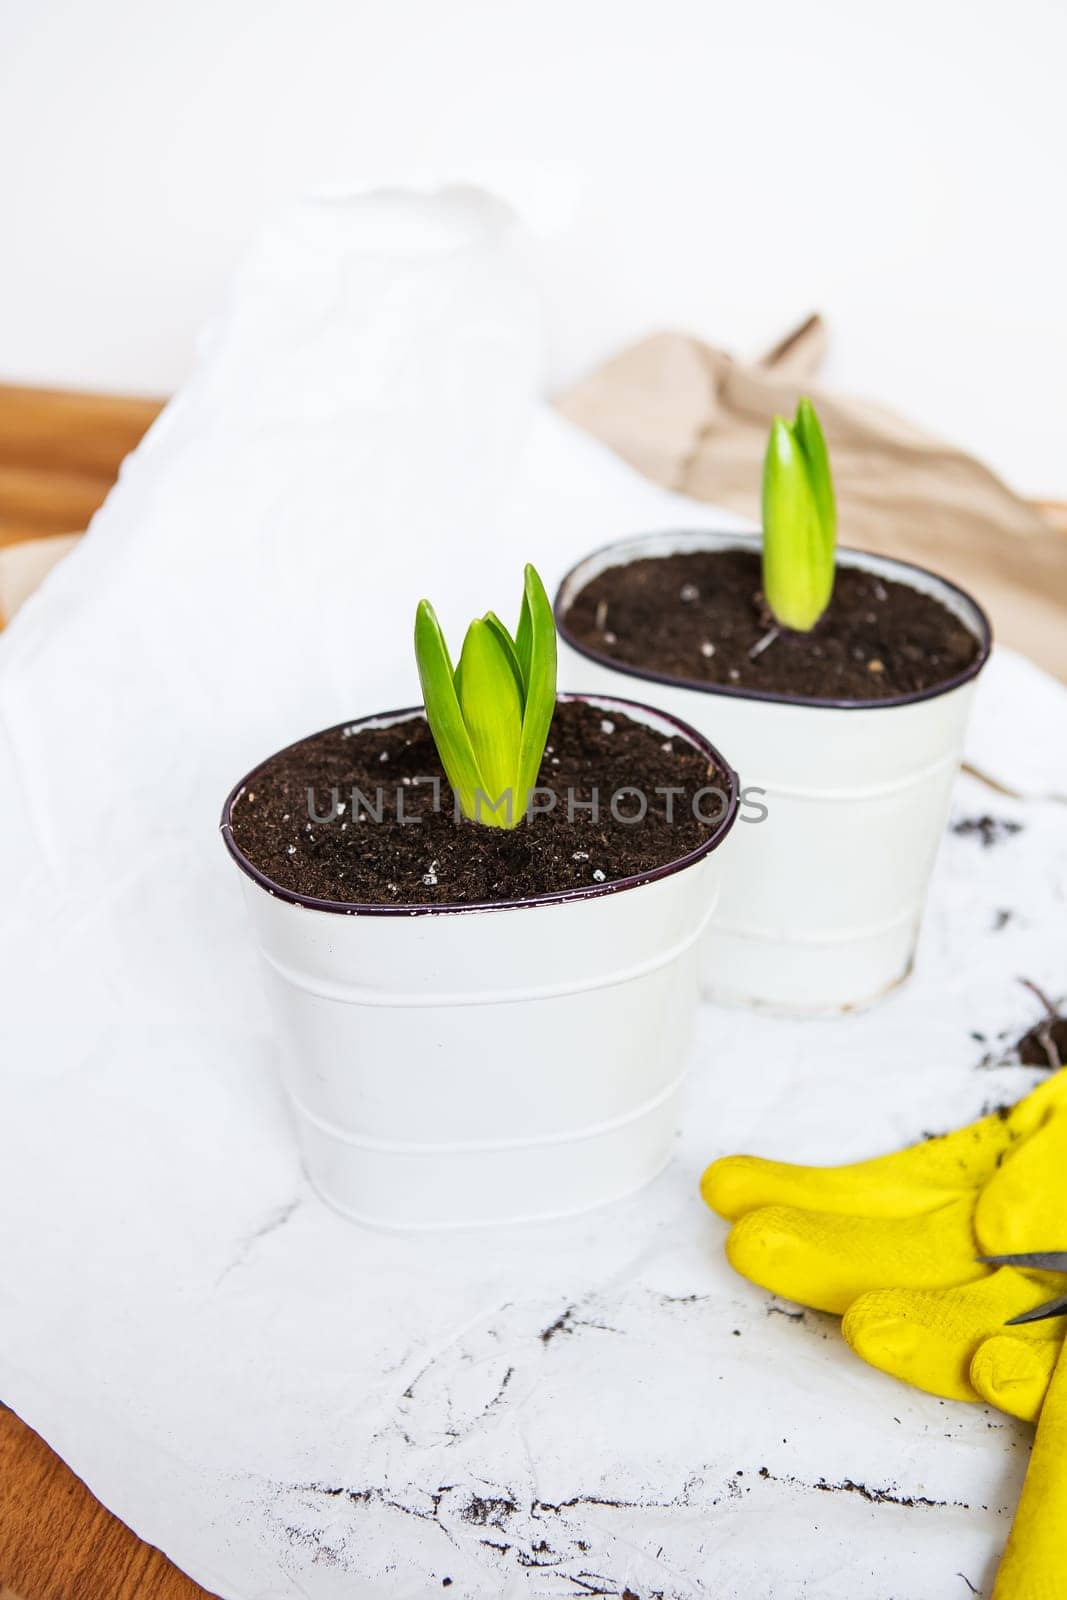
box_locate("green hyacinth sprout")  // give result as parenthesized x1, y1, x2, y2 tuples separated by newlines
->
(414, 564, 557, 828)
(761, 395, 837, 632)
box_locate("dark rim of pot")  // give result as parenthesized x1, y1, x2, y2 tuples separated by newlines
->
(553, 531, 993, 711)
(220, 691, 740, 917)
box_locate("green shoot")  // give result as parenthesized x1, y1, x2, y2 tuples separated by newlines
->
(761, 395, 837, 632)
(414, 564, 558, 828)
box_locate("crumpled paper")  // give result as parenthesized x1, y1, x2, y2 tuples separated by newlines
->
(558, 320, 1067, 683)
(2, 186, 1066, 1600)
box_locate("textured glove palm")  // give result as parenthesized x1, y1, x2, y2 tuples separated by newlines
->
(702, 1071, 1067, 1599)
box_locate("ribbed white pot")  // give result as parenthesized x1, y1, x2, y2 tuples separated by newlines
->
(555, 533, 992, 1017)
(221, 694, 738, 1228)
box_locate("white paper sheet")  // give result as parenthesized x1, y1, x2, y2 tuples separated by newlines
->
(1, 186, 1064, 1600)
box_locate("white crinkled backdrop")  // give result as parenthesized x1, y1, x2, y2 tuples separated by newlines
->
(2, 187, 1066, 1600)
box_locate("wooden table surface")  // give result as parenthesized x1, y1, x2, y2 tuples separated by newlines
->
(0, 1407, 213, 1599)
(2, 381, 1066, 1600)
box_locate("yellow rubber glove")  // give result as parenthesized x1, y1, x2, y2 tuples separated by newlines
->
(703, 1070, 1067, 1599)
(836, 1104, 1067, 1403)
(704, 1071, 1067, 1222)
(701, 1071, 1067, 1399)
(841, 1269, 1064, 1410)
(971, 1333, 1060, 1424)
(723, 1194, 985, 1315)
(990, 1337, 1067, 1598)
(837, 1103, 1067, 1406)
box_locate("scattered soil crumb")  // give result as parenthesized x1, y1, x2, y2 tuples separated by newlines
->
(951, 815, 1023, 848)
(1017, 1015, 1067, 1069)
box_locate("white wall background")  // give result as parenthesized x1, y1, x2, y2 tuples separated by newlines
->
(1, 0, 1064, 494)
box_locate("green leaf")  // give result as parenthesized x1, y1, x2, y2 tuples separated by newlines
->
(515, 581, 534, 690)
(515, 564, 558, 809)
(481, 611, 527, 709)
(415, 566, 559, 829)
(793, 395, 836, 554)
(414, 599, 486, 819)
(761, 417, 829, 632)
(455, 618, 524, 826)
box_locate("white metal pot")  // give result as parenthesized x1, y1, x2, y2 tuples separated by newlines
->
(555, 533, 992, 1017)
(221, 694, 739, 1228)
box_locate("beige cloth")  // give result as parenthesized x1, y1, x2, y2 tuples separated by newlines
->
(557, 316, 1067, 680)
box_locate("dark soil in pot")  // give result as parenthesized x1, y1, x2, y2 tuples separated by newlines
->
(228, 700, 729, 907)
(564, 549, 981, 701)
